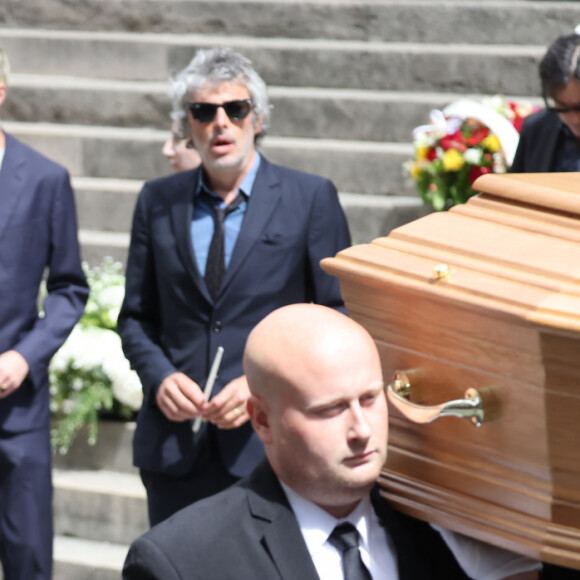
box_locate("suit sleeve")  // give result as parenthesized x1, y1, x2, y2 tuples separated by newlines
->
(15, 168, 89, 389)
(509, 117, 531, 173)
(123, 537, 180, 580)
(117, 184, 178, 401)
(306, 178, 351, 312)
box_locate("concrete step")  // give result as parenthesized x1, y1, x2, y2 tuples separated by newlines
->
(0, 28, 544, 94)
(53, 468, 148, 544)
(5, 74, 543, 142)
(73, 176, 428, 239)
(71, 177, 430, 265)
(3, 121, 414, 196)
(53, 535, 128, 580)
(1, 0, 578, 46)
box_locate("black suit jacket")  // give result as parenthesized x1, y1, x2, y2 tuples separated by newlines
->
(118, 156, 351, 476)
(510, 109, 563, 173)
(123, 461, 469, 580)
(0, 133, 88, 434)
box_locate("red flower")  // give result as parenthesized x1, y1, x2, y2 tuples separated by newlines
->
(440, 130, 467, 152)
(468, 165, 492, 184)
(466, 127, 489, 146)
(426, 147, 438, 161)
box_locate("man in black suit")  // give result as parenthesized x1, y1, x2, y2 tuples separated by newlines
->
(123, 304, 540, 579)
(0, 45, 89, 579)
(117, 47, 350, 526)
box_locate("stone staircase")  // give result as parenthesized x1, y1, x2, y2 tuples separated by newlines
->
(2, 0, 580, 577)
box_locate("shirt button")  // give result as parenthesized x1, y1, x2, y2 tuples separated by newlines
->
(213, 321, 222, 333)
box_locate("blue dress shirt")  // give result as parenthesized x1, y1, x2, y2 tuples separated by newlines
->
(191, 153, 261, 277)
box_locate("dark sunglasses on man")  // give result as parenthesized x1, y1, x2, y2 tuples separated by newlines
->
(188, 99, 253, 123)
(544, 95, 580, 115)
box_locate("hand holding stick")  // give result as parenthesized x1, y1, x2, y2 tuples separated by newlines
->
(192, 346, 224, 433)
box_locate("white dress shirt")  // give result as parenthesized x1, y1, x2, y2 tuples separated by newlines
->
(279, 480, 541, 580)
(281, 481, 398, 580)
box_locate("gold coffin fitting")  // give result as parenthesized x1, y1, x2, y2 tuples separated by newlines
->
(387, 370, 497, 427)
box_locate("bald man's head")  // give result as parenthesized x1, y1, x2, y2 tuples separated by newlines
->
(244, 303, 375, 400)
(244, 304, 387, 518)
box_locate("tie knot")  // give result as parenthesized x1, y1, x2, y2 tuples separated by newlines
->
(205, 192, 245, 222)
(328, 522, 360, 552)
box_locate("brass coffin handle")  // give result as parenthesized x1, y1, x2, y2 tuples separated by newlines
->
(387, 371, 494, 427)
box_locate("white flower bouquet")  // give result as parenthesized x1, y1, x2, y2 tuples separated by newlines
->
(49, 257, 143, 454)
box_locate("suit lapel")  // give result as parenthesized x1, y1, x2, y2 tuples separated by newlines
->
(218, 158, 282, 298)
(246, 462, 320, 580)
(0, 133, 27, 244)
(168, 167, 213, 301)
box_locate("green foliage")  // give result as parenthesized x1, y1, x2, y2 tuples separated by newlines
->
(49, 258, 138, 455)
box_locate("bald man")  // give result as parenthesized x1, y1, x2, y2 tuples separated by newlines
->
(123, 304, 540, 579)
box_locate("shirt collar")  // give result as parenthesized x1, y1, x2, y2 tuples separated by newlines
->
(279, 480, 372, 553)
(195, 151, 261, 199)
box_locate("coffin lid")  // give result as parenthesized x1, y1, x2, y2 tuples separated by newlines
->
(322, 172, 580, 335)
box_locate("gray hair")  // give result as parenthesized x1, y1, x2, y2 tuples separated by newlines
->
(169, 47, 270, 143)
(0, 45, 10, 86)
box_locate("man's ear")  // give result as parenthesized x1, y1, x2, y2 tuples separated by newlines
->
(0, 83, 6, 108)
(247, 394, 273, 444)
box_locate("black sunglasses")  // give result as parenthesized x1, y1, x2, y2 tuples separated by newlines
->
(188, 99, 253, 123)
(544, 96, 580, 115)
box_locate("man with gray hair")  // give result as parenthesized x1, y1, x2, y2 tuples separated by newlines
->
(118, 47, 350, 526)
(0, 46, 89, 579)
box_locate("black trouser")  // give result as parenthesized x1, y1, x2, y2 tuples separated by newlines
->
(140, 428, 239, 527)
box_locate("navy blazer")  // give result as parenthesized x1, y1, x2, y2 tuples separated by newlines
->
(0, 133, 88, 433)
(123, 460, 469, 580)
(510, 109, 562, 173)
(118, 156, 351, 476)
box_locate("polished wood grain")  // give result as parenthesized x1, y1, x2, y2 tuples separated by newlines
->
(321, 173, 580, 569)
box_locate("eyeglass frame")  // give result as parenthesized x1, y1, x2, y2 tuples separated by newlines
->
(188, 99, 254, 123)
(543, 94, 580, 115)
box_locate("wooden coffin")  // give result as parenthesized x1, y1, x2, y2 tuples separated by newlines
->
(321, 173, 580, 569)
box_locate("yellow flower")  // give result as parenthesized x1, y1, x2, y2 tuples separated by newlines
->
(482, 134, 501, 153)
(416, 146, 429, 161)
(408, 162, 422, 179)
(442, 148, 465, 172)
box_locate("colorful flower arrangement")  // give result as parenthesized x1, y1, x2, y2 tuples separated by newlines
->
(406, 95, 539, 210)
(49, 257, 142, 455)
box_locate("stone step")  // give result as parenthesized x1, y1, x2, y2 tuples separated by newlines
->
(53, 468, 148, 544)
(0, 28, 544, 94)
(71, 180, 430, 265)
(1, 0, 578, 45)
(73, 175, 428, 240)
(3, 121, 414, 196)
(4, 74, 544, 142)
(53, 535, 128, 580)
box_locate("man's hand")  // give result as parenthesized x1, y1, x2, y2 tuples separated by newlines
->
(155, 372, 206, 422)
(203, 375, 250, 429)
(0, 350, 30, 398)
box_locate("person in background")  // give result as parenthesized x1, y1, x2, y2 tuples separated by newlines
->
(162, 72, 201, 172)
(123, 304, 540, 580)
(118, 47, 350, 528)
(161, 121, 201, 173)
(0, 45, 89, 579)
(511, 28, 580, 173)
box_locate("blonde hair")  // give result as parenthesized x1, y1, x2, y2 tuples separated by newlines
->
(0, 45, 10, 86)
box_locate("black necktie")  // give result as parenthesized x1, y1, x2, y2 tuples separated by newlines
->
(328, 522, 372, 580)
(204, 193, 245, 299)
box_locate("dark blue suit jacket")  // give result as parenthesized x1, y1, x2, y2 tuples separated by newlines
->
(0, 133, 89, 434)
(510, 109, 562, 173)
(123, 461, 469, 580)
(118, 156, 351, 476)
